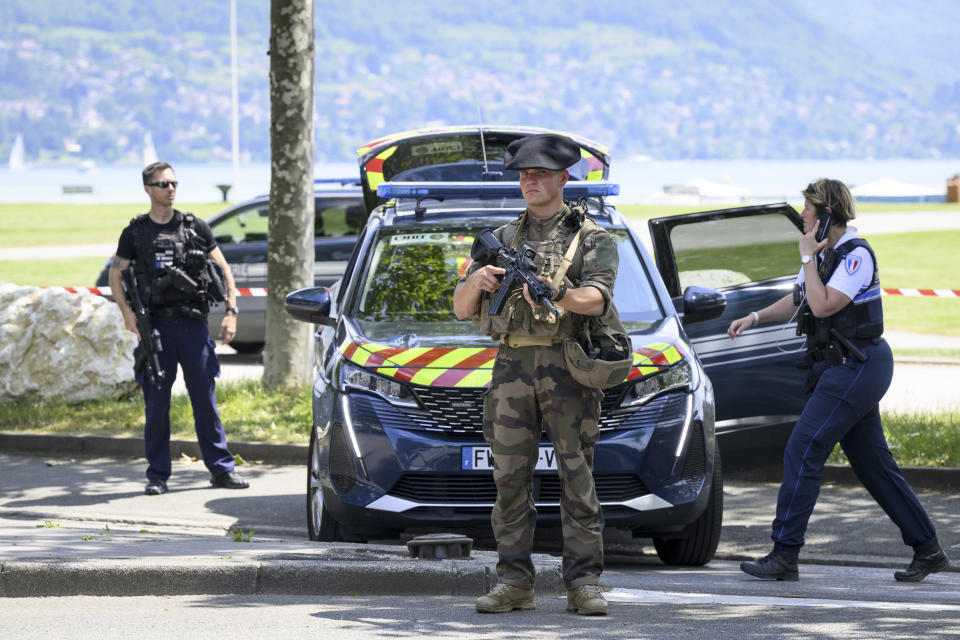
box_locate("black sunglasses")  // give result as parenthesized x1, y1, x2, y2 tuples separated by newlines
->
(147, 180, 178, 189)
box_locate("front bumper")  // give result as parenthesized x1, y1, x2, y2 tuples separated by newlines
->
(314, 383, 716, 536)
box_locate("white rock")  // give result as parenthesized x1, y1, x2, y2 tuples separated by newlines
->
(0, 282, 139, 403)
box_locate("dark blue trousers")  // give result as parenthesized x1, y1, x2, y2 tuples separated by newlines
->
(136, 316, 235, 482)
(772, 338, 938, 552)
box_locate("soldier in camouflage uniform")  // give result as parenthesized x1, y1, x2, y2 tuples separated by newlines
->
(453, 134, 619, 616)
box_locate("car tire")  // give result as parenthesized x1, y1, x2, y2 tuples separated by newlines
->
(307, 424, 343, 542)
(230, 342, 264, 354)
(653, 444, 723, 566)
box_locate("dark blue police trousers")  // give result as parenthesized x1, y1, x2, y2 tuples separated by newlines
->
(772, 338, 938, 552)
(137, 316, 235, 482)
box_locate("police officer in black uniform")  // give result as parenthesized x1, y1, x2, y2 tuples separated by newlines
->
(728, 178, 949, 583)
(109, 162, 249, 495)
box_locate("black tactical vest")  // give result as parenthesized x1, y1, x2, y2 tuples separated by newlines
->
(797, 237, 884, 350)
(130, 211, 223, 319)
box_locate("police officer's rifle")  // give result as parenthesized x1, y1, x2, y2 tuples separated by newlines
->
(471, 229, 559, 317)
(121, 268, 165, 389)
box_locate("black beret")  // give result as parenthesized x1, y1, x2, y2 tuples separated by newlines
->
(503, 134, 581, 171)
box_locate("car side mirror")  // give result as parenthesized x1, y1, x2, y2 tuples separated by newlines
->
(284, 287, 335, 327)
(679, 285, 726, 324)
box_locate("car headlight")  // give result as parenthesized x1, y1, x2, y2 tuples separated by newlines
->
(620, 359, 694, 408)
(340, 362, 419, 408)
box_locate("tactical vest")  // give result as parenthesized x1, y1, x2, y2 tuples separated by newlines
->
(797, 237, 884, 352)
(130, 211, 225, 319)
(475, 203, 594, 340)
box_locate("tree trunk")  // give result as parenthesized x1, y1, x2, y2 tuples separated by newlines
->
(263, 0, 315, 388)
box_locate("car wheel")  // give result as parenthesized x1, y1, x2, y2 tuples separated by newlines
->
(653, 444, 723, 566)
(230, 341, 264, 354)
(307, 423, 342, 542)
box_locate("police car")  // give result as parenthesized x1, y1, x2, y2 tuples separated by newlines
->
(284, 126, 809, 566)
(95, 179, 366, 353)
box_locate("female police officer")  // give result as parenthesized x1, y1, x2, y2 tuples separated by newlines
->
(727, 178, 949, 583)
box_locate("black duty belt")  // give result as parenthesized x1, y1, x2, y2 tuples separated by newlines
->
(152, 307, 206, 320)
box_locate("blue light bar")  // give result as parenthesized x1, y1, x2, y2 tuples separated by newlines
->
(314, 177, 361, 186)
(377, 181, 620, 199)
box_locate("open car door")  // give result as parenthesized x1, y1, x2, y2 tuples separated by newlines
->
(355, 125, 610, 212)
(649, 203, 809, 469)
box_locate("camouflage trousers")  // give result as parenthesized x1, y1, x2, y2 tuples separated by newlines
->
(482, 343, 604, 590)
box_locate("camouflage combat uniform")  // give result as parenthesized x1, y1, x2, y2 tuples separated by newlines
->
(462, 203, 619, 589)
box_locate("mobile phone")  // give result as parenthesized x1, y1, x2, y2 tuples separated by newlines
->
(814, 205, 832, 243)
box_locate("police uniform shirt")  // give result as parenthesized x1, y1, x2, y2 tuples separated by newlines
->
(795, 228, 874, 301)
(116, 210, 218, 263)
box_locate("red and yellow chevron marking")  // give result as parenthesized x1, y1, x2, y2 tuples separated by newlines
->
(581, 149, 605, 181)
(363, 145, 398, 193)
(625, 340, 688, 382)
(340, 337, 688, 388)
(356, 125, 610, 158)
(341, 340, 498, 387)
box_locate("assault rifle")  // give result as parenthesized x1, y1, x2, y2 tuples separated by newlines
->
(156, 264, 201, 297)
(121, 268, 165, 389)
(471, 229, 558, 317)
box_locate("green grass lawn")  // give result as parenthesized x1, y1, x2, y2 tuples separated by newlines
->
(0, 380, 312, 444)
(0, 202, 227, 248)
(0, 256, 109, 287)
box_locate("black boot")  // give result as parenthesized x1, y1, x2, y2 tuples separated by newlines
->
(740, 548, 799, 581)
(894, 545, 950, 582)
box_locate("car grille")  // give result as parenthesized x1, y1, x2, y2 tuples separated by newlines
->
(389, 473, 649, 504)
(404, 385, 685, 438)
(411, 387, 487, 435)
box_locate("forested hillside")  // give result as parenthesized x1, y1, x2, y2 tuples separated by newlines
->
(1, 0, 958, 165)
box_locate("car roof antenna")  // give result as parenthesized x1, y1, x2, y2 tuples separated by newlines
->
(475, 98, 503, 182)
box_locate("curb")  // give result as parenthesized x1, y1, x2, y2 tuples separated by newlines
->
(3, 432, 958, 489)
(0, 558, 564, 598)
(0, 432, 305, 465)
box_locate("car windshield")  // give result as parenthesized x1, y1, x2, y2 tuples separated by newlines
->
(352, 225, 664, 340)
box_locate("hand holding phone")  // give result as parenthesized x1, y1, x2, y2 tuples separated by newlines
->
(814, 205, 832, 243)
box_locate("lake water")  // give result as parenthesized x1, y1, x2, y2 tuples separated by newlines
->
(1, 158, 957, 205)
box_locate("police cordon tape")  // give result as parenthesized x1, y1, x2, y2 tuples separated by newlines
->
(45, 286, 960, 298)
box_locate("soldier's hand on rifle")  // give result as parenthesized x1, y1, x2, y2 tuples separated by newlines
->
(522, 275, 553, 308)
(468, 265, 506, 293)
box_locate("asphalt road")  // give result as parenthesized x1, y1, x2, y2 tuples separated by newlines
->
(3, 586, 959, 640)
(1, 447, 957, 640)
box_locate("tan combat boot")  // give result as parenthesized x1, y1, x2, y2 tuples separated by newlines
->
(475, 583, 535, 613)
(567, 584, 608, 615)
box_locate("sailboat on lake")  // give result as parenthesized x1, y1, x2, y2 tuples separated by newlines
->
(8, 134, 25, 171)
(143, 131, 159, 167)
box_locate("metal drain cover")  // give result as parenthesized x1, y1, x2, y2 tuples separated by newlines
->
(406, 533, 473, 560)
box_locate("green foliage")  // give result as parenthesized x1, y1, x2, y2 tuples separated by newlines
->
(2, 0, 959, 163)
(0, 380, 313, 443)
(230, 528, 254, 542)
(829, 410, 960, 468)
(359, 235, 466, 321)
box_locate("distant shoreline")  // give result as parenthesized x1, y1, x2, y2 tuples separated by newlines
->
(1, 158, 958, 206)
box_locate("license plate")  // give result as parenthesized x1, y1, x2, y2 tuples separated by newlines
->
(461, 446, 557, 471)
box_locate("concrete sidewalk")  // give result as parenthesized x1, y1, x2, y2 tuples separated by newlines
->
(0, 446, 957, 598)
